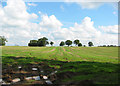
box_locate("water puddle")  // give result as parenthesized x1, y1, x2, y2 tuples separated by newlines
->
(32, 76, 40, 80)
(25, 77, 33, 80)
(12, 78, 20, 83)
(43, 76, 48, 80)
(45, 80, 53, 84)
(32, 68, 38, 71)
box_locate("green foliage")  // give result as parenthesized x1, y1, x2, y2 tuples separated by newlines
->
(28, 37, 49, 47)
(78, 43, 82, 47)
(28, 40, 38, 46)
(65, 40, 72, 46)
(88, 42, 94, 47)
(50, 41, 54, 46)
(38, 37, 49, 46)
(30, 40, 37, 43)
(0, 36, 7, 46)
(60, 41, 65, 46)
(46, 41, 49, 45)
(74, 39, 79, 46)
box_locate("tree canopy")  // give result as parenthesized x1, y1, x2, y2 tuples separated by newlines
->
(74, 39, 79, 46)
(65, 40, 72, 46)
(50, 41, 54, 46)
(38, 37, 49, 46)
(0, 36, 8, 46)
(60, 41, 65, 46)
(78, 43, 82, 47)
(88, 42, 94, 47)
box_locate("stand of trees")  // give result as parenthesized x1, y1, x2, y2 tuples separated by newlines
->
(59, 39, 90, 47)
(28, 37, 53, 47)
(0, 36, 8, 46)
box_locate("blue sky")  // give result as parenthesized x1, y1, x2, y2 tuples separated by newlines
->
(0, 0, 118, 46)
(25, 2, 117, 27)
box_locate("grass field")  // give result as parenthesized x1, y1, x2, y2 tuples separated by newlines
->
(1, 46, 119, 85)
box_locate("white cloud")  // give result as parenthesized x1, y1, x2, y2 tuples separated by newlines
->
(77, 2, 103, 9)
(99, 25, 118, 34)
(27, 3, 37, 6)
(51, 17, 118, 46)
(39, 15, 63, 30)
(64, 0, 104, 9)
(0, 0, 39, 46)
(0, 0, 118, 46)
(0, 0, 63, 46)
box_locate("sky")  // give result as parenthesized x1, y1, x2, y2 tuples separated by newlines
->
(0, 0, 118, 46)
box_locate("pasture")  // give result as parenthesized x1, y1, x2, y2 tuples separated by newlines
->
(1, 46, 119, 85)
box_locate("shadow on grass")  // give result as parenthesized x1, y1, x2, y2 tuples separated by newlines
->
(2, 56, 119, 85)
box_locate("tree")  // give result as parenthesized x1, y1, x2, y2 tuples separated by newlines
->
(37, 37, 49, 46)
(46, 41, 49, 45)
(74, 39, 79, 46)
(60, 41, 65, 46)
(50, 41, 54, 46)
(88, 42, 93, 47)
(28, 40, 38, 46)
(65, 40, 72, 47)
(78, 43, 82, 47)
(0, 36, 8, 46)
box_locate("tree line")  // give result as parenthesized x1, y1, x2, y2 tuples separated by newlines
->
(28, 37, 94, 47)
(59, 39, 93, 47)
(0, 36, 118, 47)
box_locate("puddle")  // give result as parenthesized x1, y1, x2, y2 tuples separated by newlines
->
(32, 76, 40, 80)
(18, 66, 22, 69)
(32, 68, 38, 71)
(25, 77, 33, 80)
(45, 80, 53, 84)
(1, 81, 11, 85)
(12, 78, 20, 83)
(0, 79, 2, 82)
(49, 71, 57, 76)
(43, 76, 48, 80)
(40, 70, 44, 73)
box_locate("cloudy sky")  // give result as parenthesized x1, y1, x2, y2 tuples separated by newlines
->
(0, 0, 118, 46)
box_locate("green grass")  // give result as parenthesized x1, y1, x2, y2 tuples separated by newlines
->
(1, 46, 119, 84)
(2, 46, 118, 63)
